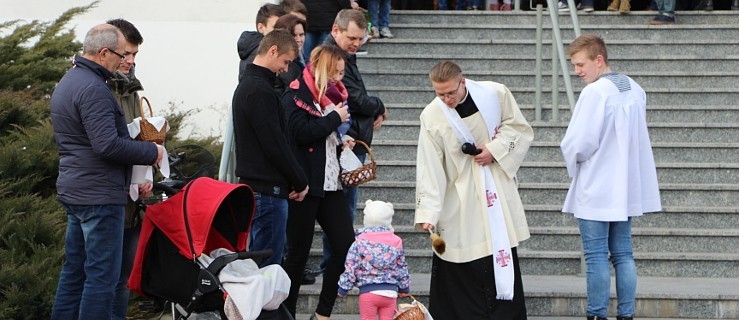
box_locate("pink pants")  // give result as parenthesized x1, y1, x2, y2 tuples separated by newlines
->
(358, 292, 397, 320)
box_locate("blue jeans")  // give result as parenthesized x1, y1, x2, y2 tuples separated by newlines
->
(369, 0, 392, 28)
(320, 153, 365, 271)
(249, 192, 288, 267)
(112, 222, 140, 320)
(52, 204, 125, 320)
(450, 0, 484, 9)
(578, 218, 637, 318)
(303, 31, 330, 63)
(656, 0, 675, 16)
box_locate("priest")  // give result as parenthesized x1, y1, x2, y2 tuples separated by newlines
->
(415, 60, 533, 319)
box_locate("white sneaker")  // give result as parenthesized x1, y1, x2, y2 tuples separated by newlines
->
(379, 27, 394, 39)
(558, 1, 570, 11)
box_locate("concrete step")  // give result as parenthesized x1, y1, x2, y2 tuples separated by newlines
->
(358, 181, 739, 207)
(305, 248, 739, 277)
(310, 225, 739, 254)
(389, 10, 739, 25)
(382, 103, 739, 123)
(370, 140, 739, 163)
(376, 160, 739, 184)
(363, 39, 739, 58)
(296, 274, 739, 317)
(361, 70, 737, 90)
(386, 23, 739, 41)
(373, 120, 739, 143)
(367, 86, 739, 105)
(351, 203, 739, 230)
(357, 54, 739, 74)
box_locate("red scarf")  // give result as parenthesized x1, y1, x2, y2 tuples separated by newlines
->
(299, 64, 348, 111)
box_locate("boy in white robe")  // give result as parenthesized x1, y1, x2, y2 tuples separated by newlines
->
(561, 34, 662, 320)
(415, 60, 533, 319)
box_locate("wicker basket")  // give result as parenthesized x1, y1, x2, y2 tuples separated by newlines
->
(136, 96, 167, 144)
(340, 140, 376, 188)
(394, 295, 425, 320)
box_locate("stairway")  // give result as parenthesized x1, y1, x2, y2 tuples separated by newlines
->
(297, 10, 739, 319)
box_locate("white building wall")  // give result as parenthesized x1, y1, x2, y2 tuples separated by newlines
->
(2, 0, 278, 138)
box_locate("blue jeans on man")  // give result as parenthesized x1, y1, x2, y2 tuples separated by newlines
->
(52, 204, 125, 320)
(112, 222, 140, 320)
(249, 192, 289, 267)
(578, 218, 637, 318)
(369, 0, 392, 29)
(656, 0, 676, 16)
(320, 153, 365, 271)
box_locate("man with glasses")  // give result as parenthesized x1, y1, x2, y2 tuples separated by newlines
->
(50, 24, 164, 320)
(415, 60, 533, 319)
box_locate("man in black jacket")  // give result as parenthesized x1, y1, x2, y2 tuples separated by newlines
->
(50, 24, 163, 320)
(237, 4, 286, 81)
(318, 8, 387, 271)
(233, 29, 309, 267)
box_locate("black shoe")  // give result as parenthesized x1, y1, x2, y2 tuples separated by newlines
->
(648, 14, 675, 25)
(616, 317, 633, 320)
(587, 317, 608, 320)
(301, 271, 316, 285)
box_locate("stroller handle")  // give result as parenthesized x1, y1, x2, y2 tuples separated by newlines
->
(237, 249, 274, 261)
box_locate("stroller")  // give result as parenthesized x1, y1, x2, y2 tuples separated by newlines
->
(128, 177, 293, 319)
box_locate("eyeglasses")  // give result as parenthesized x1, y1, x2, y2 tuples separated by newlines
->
(105, 47, 126, 60)
(435, 79, 463, 100)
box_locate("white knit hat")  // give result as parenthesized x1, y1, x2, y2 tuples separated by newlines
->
(363, 199, 394, 228)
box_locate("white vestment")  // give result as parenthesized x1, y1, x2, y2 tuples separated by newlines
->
(560, 74, 662, 221)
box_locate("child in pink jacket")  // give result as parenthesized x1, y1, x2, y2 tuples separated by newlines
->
(338, 199, 411, 320)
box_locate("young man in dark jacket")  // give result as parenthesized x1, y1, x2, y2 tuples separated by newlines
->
(50, 24, 163, 320)
(237, 4, 286, 81)
(302, 0, 357, 59)
(232, 29, 309, 267)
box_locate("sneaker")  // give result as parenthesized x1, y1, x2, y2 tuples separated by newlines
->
(558, 1, 569, 11)
(370, 26, 379, 40)
(582, 5, 594, 11)
(356, 47, 368, 55)
(648, 14, 675, 25)
(379, 27, 394, 38)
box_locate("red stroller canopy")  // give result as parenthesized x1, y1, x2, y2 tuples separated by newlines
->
(129, 177, 255, 297)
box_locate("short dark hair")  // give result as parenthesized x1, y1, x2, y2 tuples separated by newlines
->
(279, 0, 308, 18)
(106, 18, 143, 45)
(256, 4, 287, 29)
(257, 29, 298, 57)
(273, 14, 307, 37)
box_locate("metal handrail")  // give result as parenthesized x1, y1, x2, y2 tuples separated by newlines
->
(532, 0, 581, 121)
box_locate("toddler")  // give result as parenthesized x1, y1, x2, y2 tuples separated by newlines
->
(338, 199, 411, 320)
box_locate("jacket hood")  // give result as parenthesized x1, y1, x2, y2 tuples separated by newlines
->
(237, 31, 263, 60)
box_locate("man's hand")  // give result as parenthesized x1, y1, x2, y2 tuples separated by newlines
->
(138, 182, 153, 197)
(473, 144, 495, 166)
(350, 0, 359, 9)
(289, 186, 310, 202)
(421, 223, 435, 231)
(373, 111, 387, 130)
(154, 144, 165, 166)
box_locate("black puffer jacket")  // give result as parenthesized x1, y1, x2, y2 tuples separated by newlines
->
(303, 0, 352, 33)
(324, 35, 385, 155)
(50, 55, 158, 205)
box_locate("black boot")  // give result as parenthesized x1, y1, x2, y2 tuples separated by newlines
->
(587, 317, 608, 320)
(617, 317, 633, 320)
(695, 0, 713, 10)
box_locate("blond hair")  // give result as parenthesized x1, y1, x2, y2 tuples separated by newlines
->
(309, 45, 346, 102)
(429, 60, 463, 83)
(567, 34, 608, 65)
